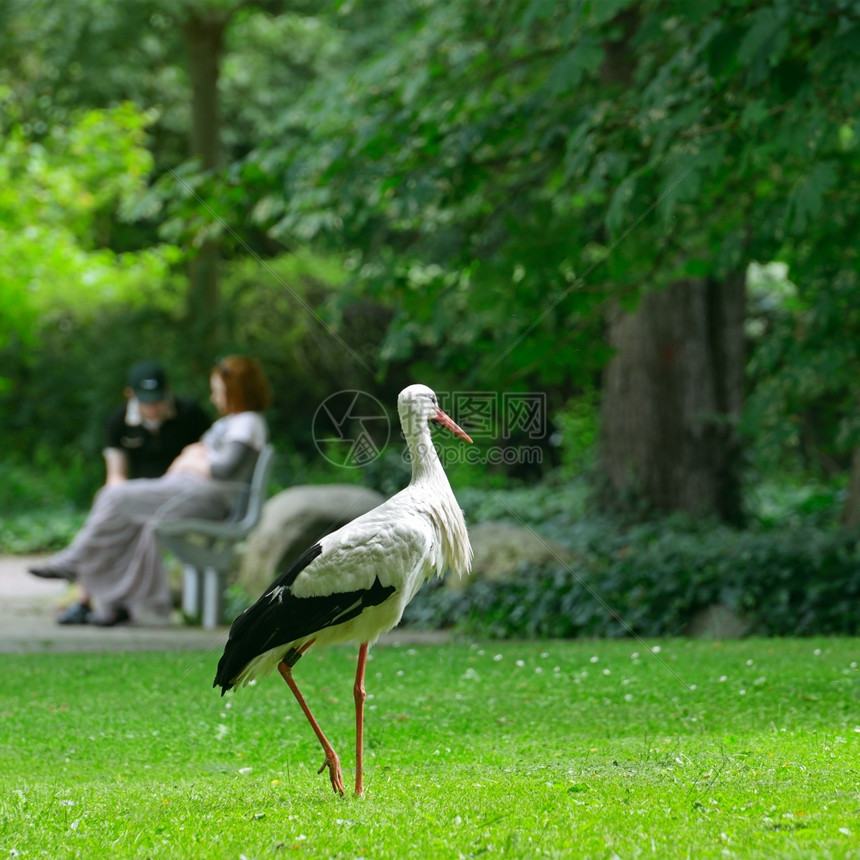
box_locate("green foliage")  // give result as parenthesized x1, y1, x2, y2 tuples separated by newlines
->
(0, 508, 85, 554)
(456, 480, 591, 529)
(745, 262, 860, 475)
(247, 0, 860, 402)
(0, 460, 88, 552)
(0, 244, 398, 506)
(2, 0, 860, 516)
(552, 391, 600, 479)
(0, 454, 93, 512)
(0, 101, 180, 363)
(746, 475, 845, 529)
(1, 300, 211, 496)
(404, 522, 860, 639)
(1, 641, 858, 858)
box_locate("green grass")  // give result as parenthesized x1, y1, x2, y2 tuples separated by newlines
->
(1, 639, 858, 859)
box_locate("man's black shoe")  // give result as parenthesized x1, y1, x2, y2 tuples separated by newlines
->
(57, 602, 91, 625)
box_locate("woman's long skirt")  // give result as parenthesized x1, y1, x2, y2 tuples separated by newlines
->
(47, 474, 237, 622)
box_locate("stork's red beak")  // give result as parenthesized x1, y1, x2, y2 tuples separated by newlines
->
(433, 408, 473, 443)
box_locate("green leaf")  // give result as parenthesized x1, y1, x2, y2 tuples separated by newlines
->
(544, 40, 604, 95)
(587, 0, 634, 26)
(684, 258, 710, 277)
(737, 6, 782, 66)
(740, 99, 769, 130)
(605, 174, 637, 239)
(788, 161, 838, 234)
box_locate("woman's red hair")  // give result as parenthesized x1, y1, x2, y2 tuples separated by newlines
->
(213, 356, 272, 414)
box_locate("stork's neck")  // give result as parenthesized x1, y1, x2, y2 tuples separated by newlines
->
(405, 422, 446, 486)
(402, 418, 472, 580)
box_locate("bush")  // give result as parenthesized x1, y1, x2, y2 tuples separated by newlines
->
(0, 507, 86, 554)
(0, 456, 91, 552)
(403, 521, 860, 638)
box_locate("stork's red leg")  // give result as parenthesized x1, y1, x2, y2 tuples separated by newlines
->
(278, 660, 345, 796)
(353, 643, 369, 796)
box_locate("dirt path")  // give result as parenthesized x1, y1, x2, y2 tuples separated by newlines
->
(0, 554, 225, 653)
(0, 555, 449, 654)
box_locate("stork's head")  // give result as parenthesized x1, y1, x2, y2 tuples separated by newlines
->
(398, 384, 472, 444)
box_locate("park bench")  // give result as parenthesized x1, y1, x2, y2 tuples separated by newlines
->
(156, 443, 275, 629)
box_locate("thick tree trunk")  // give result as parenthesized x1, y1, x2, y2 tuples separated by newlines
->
(181, 10, 229, 365)
(842, 446, 860, 528)
(599, 278, 746, 523)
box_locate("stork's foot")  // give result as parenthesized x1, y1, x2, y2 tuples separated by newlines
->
(318, 753, 344, 796)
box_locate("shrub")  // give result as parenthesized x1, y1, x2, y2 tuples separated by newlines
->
(403, 522, 860, 638)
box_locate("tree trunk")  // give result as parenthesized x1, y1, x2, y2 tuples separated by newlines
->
(181, 10, 229, 365)
(598, 277, 746, 524)
(842, 446, 860, 528)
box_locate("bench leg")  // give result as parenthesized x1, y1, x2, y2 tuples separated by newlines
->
(182, 564, 203, 619)
(202, 566, 225, 629)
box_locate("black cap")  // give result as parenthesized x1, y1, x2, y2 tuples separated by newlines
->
(127, 360, 168, 403)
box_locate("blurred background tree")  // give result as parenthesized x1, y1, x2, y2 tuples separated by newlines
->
(1, 0, 859, 542)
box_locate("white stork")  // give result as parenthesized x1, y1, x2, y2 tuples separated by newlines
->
(213, 384, 472, 796)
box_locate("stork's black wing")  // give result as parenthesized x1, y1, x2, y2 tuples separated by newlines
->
(213, 543, 395, 694)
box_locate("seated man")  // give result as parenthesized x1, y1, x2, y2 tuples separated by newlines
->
(29, 359, 212, 611)
(104, 360, 212, 484)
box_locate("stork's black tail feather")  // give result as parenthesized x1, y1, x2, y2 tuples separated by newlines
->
(213, 544, 323, 694)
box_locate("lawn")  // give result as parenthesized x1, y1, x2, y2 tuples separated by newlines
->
(0, 638, 858, 859)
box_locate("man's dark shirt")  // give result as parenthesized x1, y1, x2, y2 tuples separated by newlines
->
(105, 396, 212, 478)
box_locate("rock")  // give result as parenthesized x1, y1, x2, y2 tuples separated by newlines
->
(237, 484, 386, 595)
(448, 521, 575, 589)
(686, 604, 750, 639)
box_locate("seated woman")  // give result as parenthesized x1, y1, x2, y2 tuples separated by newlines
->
(30, 356, 272, 626)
